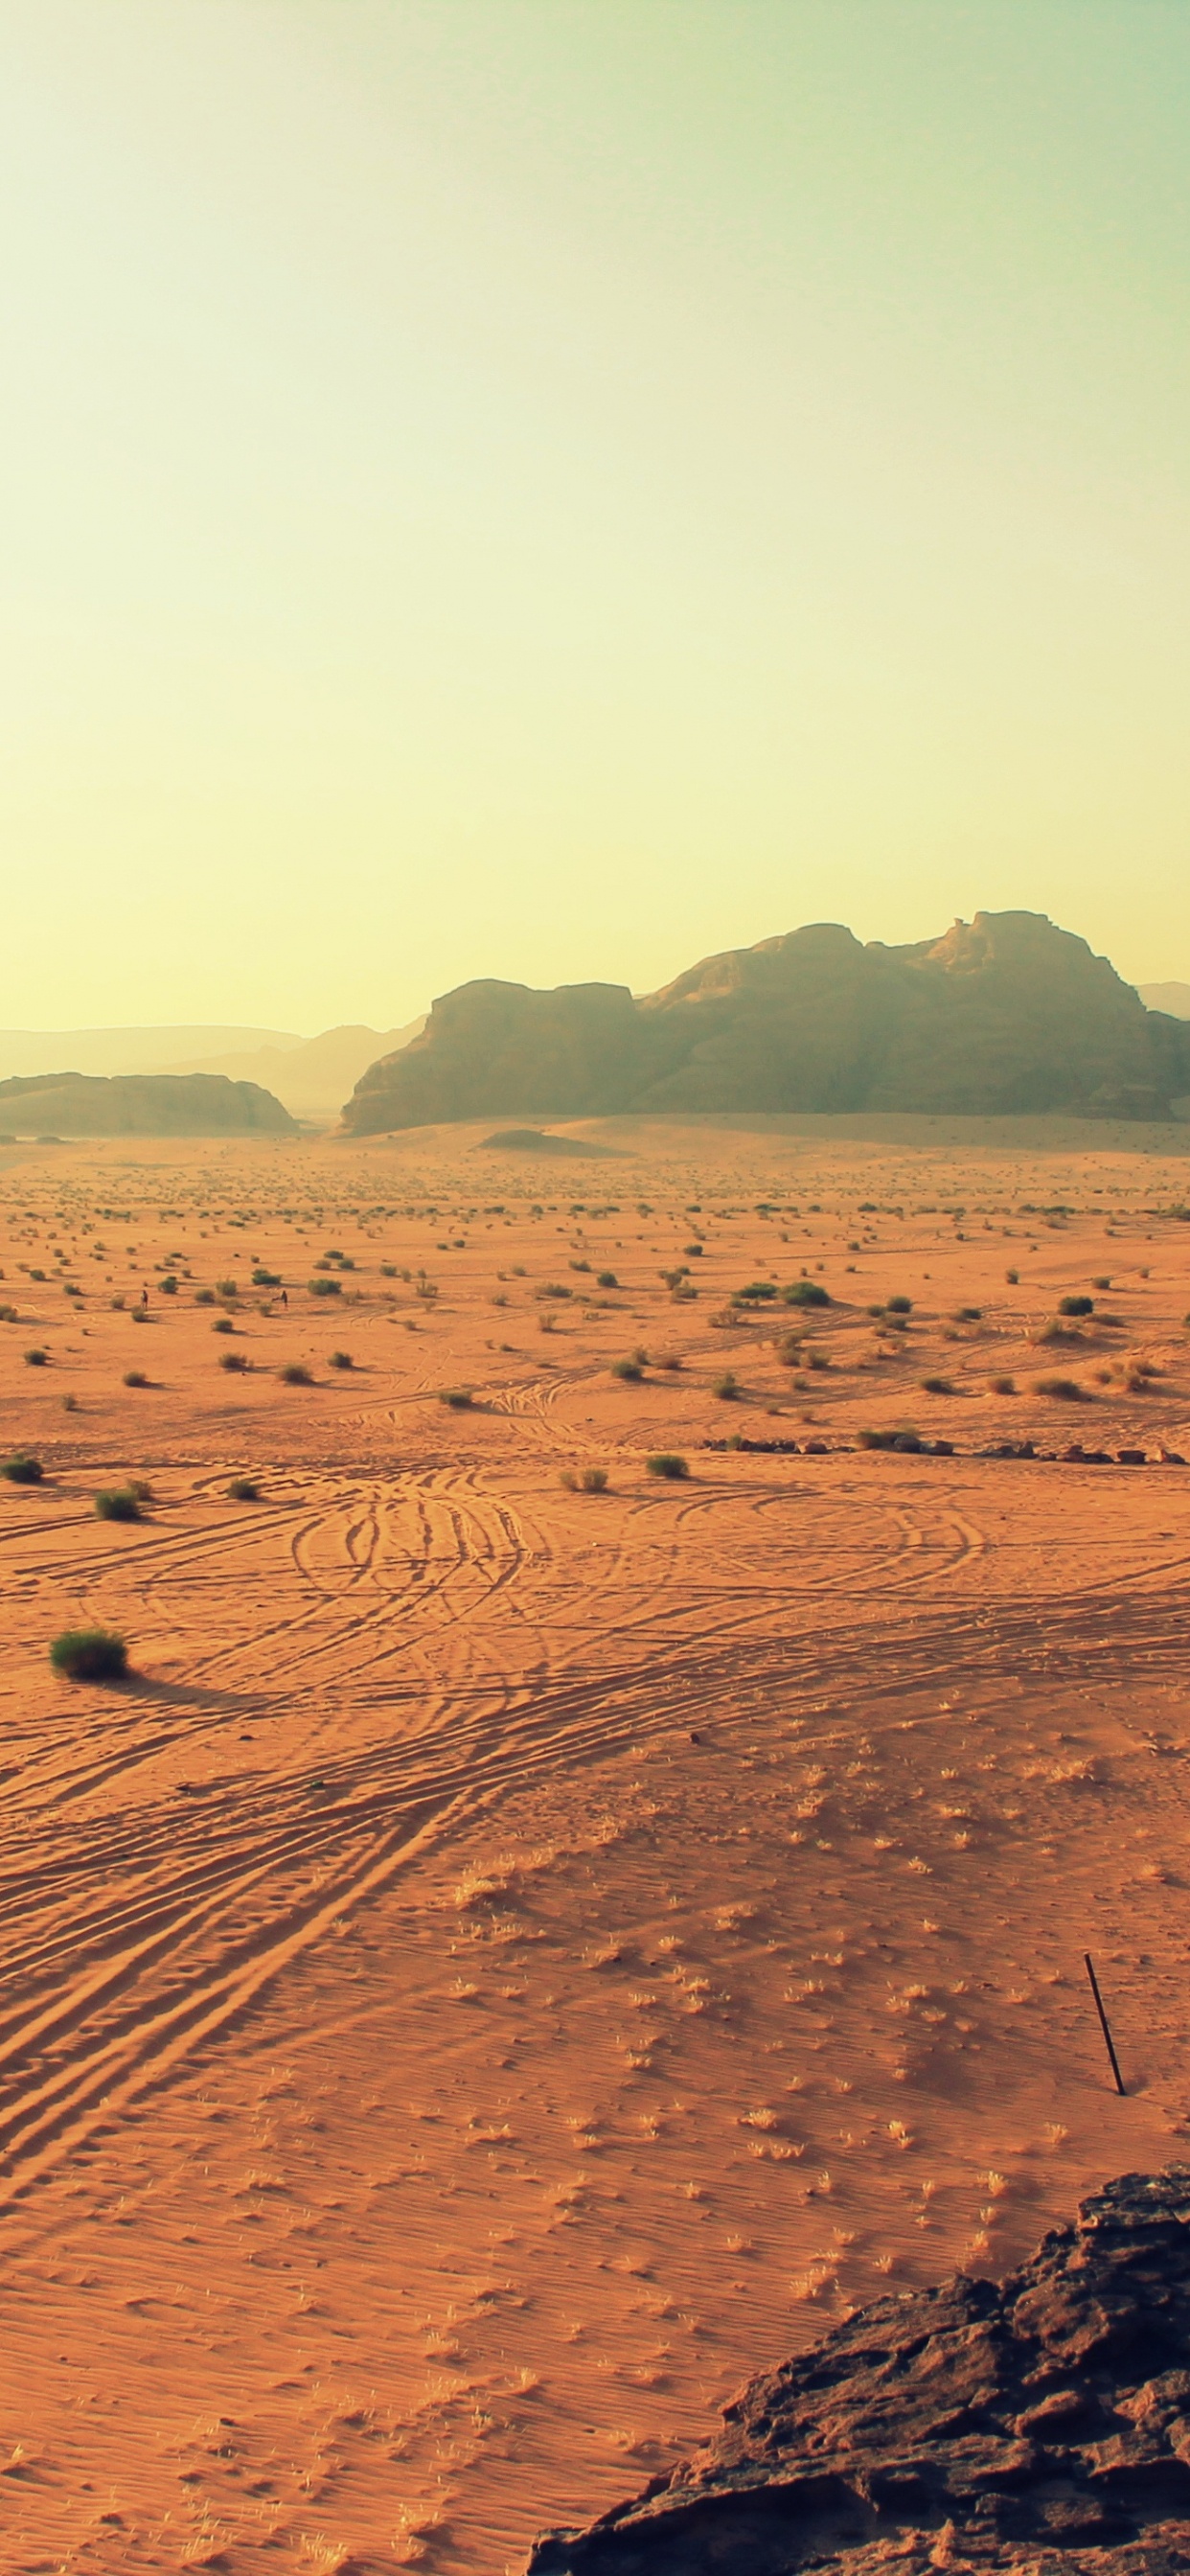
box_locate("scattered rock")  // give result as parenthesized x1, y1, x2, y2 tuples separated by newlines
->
(528, 2167, 1190, 2572)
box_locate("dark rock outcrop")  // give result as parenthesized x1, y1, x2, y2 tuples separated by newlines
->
(0, 1070, 296, 1136)
(343, 913, 1190, 1132)
(528, 2167, 1190, 2573)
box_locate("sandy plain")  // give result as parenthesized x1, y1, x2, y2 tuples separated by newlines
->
(0, 1112, 1189, 2575)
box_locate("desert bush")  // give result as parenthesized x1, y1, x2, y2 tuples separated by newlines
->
(228, 1476, 260, 1500)
(569, 1258, 591, 1274)
(658, 1352, 684, 1369)
(50, 1626, 127, 1682)
(1059, 1295, 1094, 1317)
(95, 1486, 142, 1520)
(195, 1287, 216, 1305)
(536, 1282, 573, 1300)
(597, 1269, 618, 1288)
(24, 1347, 48, 1367)
(712, 1370, 740, 1399)
(954, 1306, 983, 1322)
(439, 1387, 473, 1408)
(920, 1375, 953, 1394)
(279, 1363, 313, 1385)
(216, 1278, 239, 1300)
(1005, 1267, 1019, 1284)
(328, 1349, 354, 1369)
(2, 1452, 43, 1484)
(683, 1242, 703, 1256)
(252, 1267, 281, 1286)
(123, 1368, 149, 1388)
(580, 1464, 608, 1492)
(777, 1332, 806, 1366)
(309, 1276, 341, 1297)
(1033, 1374, 1087, 1401)
(611, 1357, 643, 1381)
(160, 1273, 177, 1294)
(218, 1350, 250, 1372)
(1093, 1276, 1111, 1291)
(61, 1392, 79, 1412)
(733, 1280, 777, 1304)
(0, 1303, 17, 1322)
(858, 1427, 922, 1450)
(783, 1280, 830, 1308)
(212, 1315, 235, 1334)
(990, 1374, 1017, 1395)
(646, 1452, 689, 1479)
(886, 1295, 913, 1314)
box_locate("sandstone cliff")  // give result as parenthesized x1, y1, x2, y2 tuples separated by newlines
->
(0, 1070, 296, 1137)
(342, 913, 1190, 1132)
(528, 2166, 1190, 2574)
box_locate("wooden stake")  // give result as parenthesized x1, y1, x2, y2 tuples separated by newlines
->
(1084, 1951, 1126, 2096)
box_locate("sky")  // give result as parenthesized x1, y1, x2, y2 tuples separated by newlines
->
(2, 1, 1188, 1034)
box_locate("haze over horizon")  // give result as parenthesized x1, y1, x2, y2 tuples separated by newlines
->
(5, 1, 1189, 1028)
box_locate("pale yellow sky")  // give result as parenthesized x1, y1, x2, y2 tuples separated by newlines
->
(2, 2, 1188, 1029)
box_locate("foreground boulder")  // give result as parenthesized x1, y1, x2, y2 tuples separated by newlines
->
(528, 2167, 1190, 2572)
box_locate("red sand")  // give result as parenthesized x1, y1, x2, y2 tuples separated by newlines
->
(1, 1116, 1188, 2572)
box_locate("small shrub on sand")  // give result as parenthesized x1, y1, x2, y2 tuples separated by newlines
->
(920, 1375, 953, 1395)
(95, 1485, 143, 1521)
(160, 1273, 177, 1294)
(218, 1349, 250, 1372)
(252, 1267, 281, 1287)
(195, 1287, 216, 1305)
(1005, 1267, 1019, 1284)
(597, 1269, 619, 1288)
(2, 1452, 43, 1484)
(61, 1392, 79, 1412)
(611, 1356, 643, 1381)
(1059, 1294, 1094, 1317)
(990, 1374, 1017, 1395)
(561, 1463, 609, 1493)
(328, 1349, 354, 1369)
(24, 1347, 48, 1367)
(279, 1363, 313, 1385)
(309, 1276, 341, 1298)
(228, 1475, 260, 1501)
(647, 1452, 689, 1480)
(212, 1315, 235, 1334)
(50, 1627, 127, 1682)
(858, 1426, 923, 1450)
(123, 1368, 149, 1388)
(886, 1295, 913, 1315)
(439, 1386, 473, 1409)
(713, 1370, 740, 1399)
(1093, 1276, 1111, 1291)
(1033, 1373, 1087, 1401)
(783, 1280, 831, 1308)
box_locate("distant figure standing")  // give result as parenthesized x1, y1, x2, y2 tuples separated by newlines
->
(281, 1287, 288, 1309)
(141, 1285, 149, 1308)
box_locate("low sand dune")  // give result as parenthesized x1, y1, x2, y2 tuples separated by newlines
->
(1, 1117, 1189, 2570)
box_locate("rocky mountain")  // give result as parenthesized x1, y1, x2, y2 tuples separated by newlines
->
(0, 1071, 295, 1138)
(342, 913, 1190, 1132)
(0, 1024, 302, 1081)
(528, 2165, 1190, 2574)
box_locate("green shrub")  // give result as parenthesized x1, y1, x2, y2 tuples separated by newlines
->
(24, 1347, 48, 1367)
(733, 1280, 777, 1303)
(160, 1272, 178, 1294)
(954, 1306, 983, 1322)
(212, 1315, 235, 1334)
(0, 1302, 18, 1322)
(611, 1357, 643, 1381)
(990, 1374, 1016, 1395)
(646, 1452, 689, 1479)
(1033, 1373, 1087, 1400)
(1059, 1294, 1094, 1317)
(195, 1287, 216, 1305)
(95, 1486, 142, 1521)
(439, 1387, 473, 1408)
(279, 1363, 313, 1385)
(712, 1370, 739, 1400)
(228, 1476, 260, 1501)
(50, 1626, 127, 1682)
(597, 1269, 618, 1288)
(123, 1368, 149, 1388)
(580, 1464, 608, 1492)
(920, 1375, 953, 1395)
(252, 1267, 281, 1287)
(216, 1279, 239, 1300)
(328, 1349, 354, 1369)
(858, 1427, 922, 1450)
(783, 1280, 830, 1308)
(2, 1452, 43, 1484)
(61, 1392, 79, 1412)
(1005, 1267, 1019, 1284)
(885, 1295, 913, 1315)
(218, 1350, 250, 1372)
(309, 1276, 341, 1297)
(1093, 1276, 1111, 1291)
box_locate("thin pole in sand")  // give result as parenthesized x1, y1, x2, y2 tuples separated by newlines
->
(1083, 1952, 1126, 2096)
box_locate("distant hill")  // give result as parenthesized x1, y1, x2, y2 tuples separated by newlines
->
(342, 912, 1190, 1133)
(1139, 981, 1190, 1019)
(0, 1024, 302, 1081)
(164, 1020, 424, 1121)
(0, 1071, 296, 1138)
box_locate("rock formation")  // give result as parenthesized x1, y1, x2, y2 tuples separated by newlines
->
(342, 913, 1190, 1132)
(528, 2166, 1190, 2573)
(0, 1070, 296, 1137)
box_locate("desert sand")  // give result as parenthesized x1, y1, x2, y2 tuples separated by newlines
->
(1, 1113, 1189, 2574)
